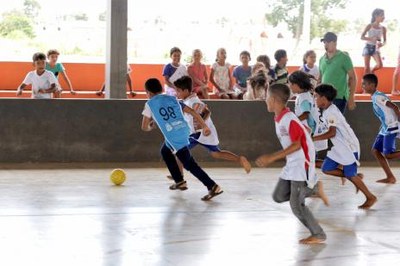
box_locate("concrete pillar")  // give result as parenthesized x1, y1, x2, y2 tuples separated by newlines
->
(105, 0, 127, 99)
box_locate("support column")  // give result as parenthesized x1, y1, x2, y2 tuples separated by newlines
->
(105, 0, 127, 99)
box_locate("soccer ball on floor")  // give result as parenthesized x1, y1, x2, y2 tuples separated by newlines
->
(110, 169, 126, 185)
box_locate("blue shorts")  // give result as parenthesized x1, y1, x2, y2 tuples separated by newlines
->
(362, 44, 377, 56)
(188, 133, 220, 152)
(372, 133, 397, 155)
(322, 153, 359, 178)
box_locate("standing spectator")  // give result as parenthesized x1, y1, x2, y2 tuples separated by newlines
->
(360, 8, 386, 74)
(319, 32, 357, 113)
(46, 49, 75, 97)
(17, 52, 57, 99)
(272, 49, 289, 85)
(210, 48, 237, 99)
(187, 49, 210, 99)
(162, 47, 188, 97)
(391, 46, 400, 95)
(299, 50, 319, 88)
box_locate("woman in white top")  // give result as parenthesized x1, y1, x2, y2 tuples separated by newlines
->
(361, 8, 386, 74)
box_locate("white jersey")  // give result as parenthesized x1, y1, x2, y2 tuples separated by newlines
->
(183, 94, 219, 146)
(372, 91, 398, 135)
(22, 70, 57, 99)
(323, 104, 360, 165)
(294, 92, 328, 151)
(299, 64, 320, 81)
(275, 108, 318, 187)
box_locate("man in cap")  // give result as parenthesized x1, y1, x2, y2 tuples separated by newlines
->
(319, 32, 357, 113)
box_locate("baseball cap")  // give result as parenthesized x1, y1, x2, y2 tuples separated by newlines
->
(320, 32, 337, 43)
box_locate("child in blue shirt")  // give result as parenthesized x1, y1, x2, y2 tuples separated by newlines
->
(363, 73, 400, 184)
(141, 78, 223, 201)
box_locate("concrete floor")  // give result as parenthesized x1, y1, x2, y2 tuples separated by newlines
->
(0, 167, 399, 266)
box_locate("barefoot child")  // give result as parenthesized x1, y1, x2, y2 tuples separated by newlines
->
(141, 78, 223, 201)
(362, 73, 400, 184)
(313, 84, 377, 209)
(174, 75, 251, 173)
(256, 83, 328, 244)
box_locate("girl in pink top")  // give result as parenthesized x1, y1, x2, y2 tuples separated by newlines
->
(187, 49, 210, 99)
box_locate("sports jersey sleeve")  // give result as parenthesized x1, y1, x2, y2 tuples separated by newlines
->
(22, 72, 33, 85)
(325, 112, 338, 128)
(288, 120, 305, 142)
(142, 103, 152, 118)
(179, 101, 187, 111)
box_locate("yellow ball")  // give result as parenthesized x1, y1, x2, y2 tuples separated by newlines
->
(110, 169, 126, 185)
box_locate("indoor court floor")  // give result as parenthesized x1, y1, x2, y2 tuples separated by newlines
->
(0, 166, 399, 266)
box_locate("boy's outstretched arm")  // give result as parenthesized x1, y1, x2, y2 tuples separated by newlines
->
(312, 126, 336, 141)
(256, 141, 301, 167)
(183, 106, 210, 136)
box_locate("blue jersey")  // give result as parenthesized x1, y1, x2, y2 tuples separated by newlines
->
(372, 91, 398, 135)
(147, 94, 190, 152)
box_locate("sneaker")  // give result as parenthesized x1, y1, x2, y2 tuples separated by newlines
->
(169, 180, 188, 190)
(201, 184, 223, 201)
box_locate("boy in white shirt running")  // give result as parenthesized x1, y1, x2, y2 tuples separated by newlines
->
(174, 76, 251, 173)
(313, 84, 377, 209)
(17, 52, 57, 99)
(256, 83, 328, 245)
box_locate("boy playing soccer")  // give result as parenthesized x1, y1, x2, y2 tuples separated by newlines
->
(363, 73, 400, 184)
(141, 78, 223, 201)
(174, 75, 251, 173)
(313, 84, 377, 209)
(17, 52, 57, 99)
(256, 83, 328, 245)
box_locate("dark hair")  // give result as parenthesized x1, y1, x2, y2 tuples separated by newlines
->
(144, 78, 163, 94)
(363, 73, 378, 87)
(170, 47, 182, 56)
(303, 50, 316, 65)
(256, 55, 271, 69)
(371, 8, 384, 23)
(268, 83, 291, 104)
(274, 49, 287, 62)
(314, 84, 337, 102)
(47, 49, 60, 57)
(288, 70, 313, 92)
(174, 75, 193, 92)
(249, 71, 267, 90)
(240, 50, 251, 60)
(32, 52, 46, 62)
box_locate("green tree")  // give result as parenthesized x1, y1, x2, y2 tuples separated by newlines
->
(0, 10, 35, 39)
(23, 0, 41, 20)
(265, 0, 348, 41)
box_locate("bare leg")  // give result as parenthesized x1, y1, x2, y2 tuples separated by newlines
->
(211, 151, 251, 173)
(202, 86, 210, 99)
(371, 53, 383, 73)
(392, 69, 400, 95)
(373, 149, 397, 184)
(349, 175, 377, 209)
(364, 55, 371, 74)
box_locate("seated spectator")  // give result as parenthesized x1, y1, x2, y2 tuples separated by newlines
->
(187, 49, 210, 99)
(273, 49, 289, 85)
(233, 50, 252, 99)
(256, 54, 276, 84)
(96, 64, 137, 97)
(17, 52, 57, 99)
(243, 62, 268, 100)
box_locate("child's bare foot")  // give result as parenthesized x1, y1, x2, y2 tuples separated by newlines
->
(376, 177, 396, 184)
(299, 235, 326, 244)
(358, 195, 377, 209)
(316, 181, 329, 206)
(240, 156, 251, 174)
